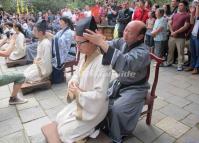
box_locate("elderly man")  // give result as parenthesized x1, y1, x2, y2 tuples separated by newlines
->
(84, 20, 150, 143)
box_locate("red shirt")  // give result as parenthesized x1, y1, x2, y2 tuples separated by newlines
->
(132, 8, 149, 23)
(172, 12, 190, 38)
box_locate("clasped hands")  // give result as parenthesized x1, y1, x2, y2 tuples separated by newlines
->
(68, 81, 83, 98)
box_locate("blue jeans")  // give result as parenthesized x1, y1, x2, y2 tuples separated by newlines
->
(190, 35, 199, 68)
(154, 41, 167, 57)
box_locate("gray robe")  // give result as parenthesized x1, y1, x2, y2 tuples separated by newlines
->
(102, 38, 150, 143)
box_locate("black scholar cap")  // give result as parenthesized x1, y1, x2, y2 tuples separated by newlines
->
(75, 16, 98, 36)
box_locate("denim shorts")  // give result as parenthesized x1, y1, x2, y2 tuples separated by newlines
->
(145, 34, 154, 47)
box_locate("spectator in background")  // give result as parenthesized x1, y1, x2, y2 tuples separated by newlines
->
(171, 0, 180, 15)
(151, 8, 168, 61)
(132, 0, 149, 23)
(145, 11, 156, 52)
(165, 0, 190, 71)
(84, 5, 92, 17)
(117, 1, 133, 37)
(185, 1, 199, 74)
(145, 0, 153, 10)
(107, 2, 118, 26)
(163, 3, 172, 18)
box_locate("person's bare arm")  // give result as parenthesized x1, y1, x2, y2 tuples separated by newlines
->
(174, 22, 190, 34)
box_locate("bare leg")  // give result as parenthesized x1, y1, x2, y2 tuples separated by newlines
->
(11, 83, 22, 97)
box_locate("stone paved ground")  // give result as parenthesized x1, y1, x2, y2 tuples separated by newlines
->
(0, 57, 199, 143)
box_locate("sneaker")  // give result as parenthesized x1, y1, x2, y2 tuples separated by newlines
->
(177, 66, 183, 71)
(9, 96, 28, 105)
(163, 62, 172, 67)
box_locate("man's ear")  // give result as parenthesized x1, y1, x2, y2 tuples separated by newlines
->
(137, 34, 144, 41)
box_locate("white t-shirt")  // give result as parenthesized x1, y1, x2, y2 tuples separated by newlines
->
(192, 19, 199, 36)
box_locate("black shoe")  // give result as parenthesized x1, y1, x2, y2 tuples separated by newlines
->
(9, 96, 28, 105)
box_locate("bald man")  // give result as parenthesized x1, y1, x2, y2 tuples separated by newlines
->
(84, 21, 150, 143)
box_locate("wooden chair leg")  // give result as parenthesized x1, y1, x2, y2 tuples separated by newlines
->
(146, 104, 153, 125)
(71, 66, 74, 76)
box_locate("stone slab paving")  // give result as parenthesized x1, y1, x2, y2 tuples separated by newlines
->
(156, 117, 190, 138)
(1, 57, 199, 143)
(0, 131, 30, 143)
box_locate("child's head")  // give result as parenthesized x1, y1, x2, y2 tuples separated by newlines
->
(155, 8, 165, 18)
(148, 11, 155, 19)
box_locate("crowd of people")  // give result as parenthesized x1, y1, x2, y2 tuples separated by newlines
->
(0, 0, 199, 143)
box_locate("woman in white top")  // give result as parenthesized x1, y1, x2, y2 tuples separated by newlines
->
(0, 23, 26, 60)
(24, 20, 52, 83)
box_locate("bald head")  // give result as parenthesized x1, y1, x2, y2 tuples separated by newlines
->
(123, 20, 146, 45)
(128, 20, 146, 36)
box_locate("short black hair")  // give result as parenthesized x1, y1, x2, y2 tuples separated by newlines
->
(179, 0, 189, 7)
(35, 19, 47, 33)
(139, 25, 147, 36)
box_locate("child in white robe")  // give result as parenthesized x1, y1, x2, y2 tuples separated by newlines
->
(24, 20, 52, 83)
(56, 16, 112, 143)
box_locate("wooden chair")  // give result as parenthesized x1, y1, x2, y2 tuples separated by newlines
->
(64, 47, 80, 76)
(141, 53, 164, 125)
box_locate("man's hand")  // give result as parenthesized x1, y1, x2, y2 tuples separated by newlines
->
(171, 31, 178, 37)
(83, 29, 109, 53)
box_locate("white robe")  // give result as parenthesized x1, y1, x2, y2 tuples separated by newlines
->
(24, 38, 52, 82)
(56, 51, 111, 143)
(9, 32, 26, 60)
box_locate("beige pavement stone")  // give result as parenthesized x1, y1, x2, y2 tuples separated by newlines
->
(23, 116, 51, 137)
(0, 98, 9, 109)
(39, 96, 63, 110)
(181, 114, 199, 128)
(45, 104, 65, 121)
(156, 117, 190, 138)
(187, 85, 199, 95)
(176, 127, 199, 143)
(19, 106, 46, 123)
(186, 94, 199, 105)
(133, 119, 164, 143)
(0, 106, 17, 122)
(152, 133, 176, 143)
(151, 111, 167, 125)
(153, 98, 169, 110)
(34, 90, 57, 101)
(184, 103, 199, 115)
(165, 96, 191, 107)
(0, 130, 30, 143)
(16, 97, 39, 110)
(160, 104, 190, 120)
(124, 135, 142, 143)
(0, 117, 23, 138)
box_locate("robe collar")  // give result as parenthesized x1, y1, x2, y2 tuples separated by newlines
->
(123, 39, 144, 54)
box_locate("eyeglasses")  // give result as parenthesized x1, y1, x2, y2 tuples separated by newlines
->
(76, 40, 89, 46)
